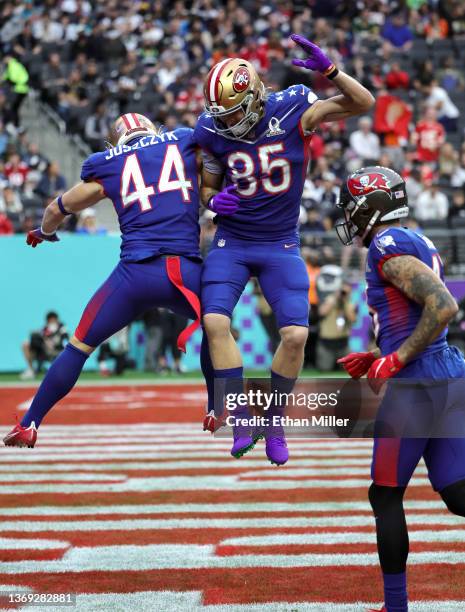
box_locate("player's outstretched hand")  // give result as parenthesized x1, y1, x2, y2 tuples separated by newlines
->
(26, 228, 60, 248)
(366, 352, 404, 394)
(208, 185, 240, 216)
(337, 351, 377, 379)
(290, 34, 334, 73)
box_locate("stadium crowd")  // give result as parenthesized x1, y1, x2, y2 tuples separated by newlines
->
(1, 0, 465, 247)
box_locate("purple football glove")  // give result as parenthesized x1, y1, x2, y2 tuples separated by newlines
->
(290, 34, 334, 73)
(208, 185, 240, 216)
(26, 228, 60, 248)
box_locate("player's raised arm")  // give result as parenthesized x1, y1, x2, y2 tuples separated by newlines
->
(380, 255, 458, 365)
(290, 34, 375, 132)
(26, 181, 105, 247)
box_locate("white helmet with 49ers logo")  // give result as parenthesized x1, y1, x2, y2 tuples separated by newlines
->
(109, 113, 159, 148)
(204, 58, 265, 139)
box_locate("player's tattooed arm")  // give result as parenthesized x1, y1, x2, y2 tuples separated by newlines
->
(200, 167, 224, 208)
(301, 71, 374, 131)
(382, 255, 458, 364)
(41, 181, 105, 234)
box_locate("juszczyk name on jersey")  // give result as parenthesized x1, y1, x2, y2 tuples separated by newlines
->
(105, 132, 179, 160)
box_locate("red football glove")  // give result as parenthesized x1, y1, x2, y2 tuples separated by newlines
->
(367, 352, 405, 394)
(26, 228, 59, 248)
(337, 351, 377, 379)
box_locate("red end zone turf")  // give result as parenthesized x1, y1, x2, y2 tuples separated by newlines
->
(0, 382, 464, 610)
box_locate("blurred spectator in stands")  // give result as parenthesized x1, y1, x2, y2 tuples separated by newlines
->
(0, 185, 22, 214)
(40, 53, 67, 107)
(405, 167, 423, 203)
(348, 116, 380, 171)
(424, 12, 449, 42)
(0, 213, 13, 235)
(422, 78, 460, 133)
(175, 78, 204, 115)
(439, 142, 459, 180)
(84, 103, 109, 152)
(316, 266, 357, 372)
(448, 189, 465, 223)
(141, 309, 163, 373)
(21, 311, 68, 380)
(301, 208, 326, 234)
(76, 208, 107, 235)
(97, 327, 135, 377)
(35, 161, 66, 204)
(2, 53, 29, 127)
(412, 106, 445, 164)
(4, 153, 29, 189)
(451, 151, 465, 188)
(374, 90, 411, 170)
(381, 12, 413, 53)
(253, 280, 280, 354)
(0, 119, 9, 157)
(438, 56, 464, 93)
(157, 310, 188, 374)
(414, 181, 449, 221)
(385, 61, 410, 90)
(303, 248, 321, 368)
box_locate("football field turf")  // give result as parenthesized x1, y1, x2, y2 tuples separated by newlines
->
(0, 379, 463, 611)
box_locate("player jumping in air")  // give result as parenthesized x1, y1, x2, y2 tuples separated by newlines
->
(4, 113, 214, 448)
(336, 166, 465, 612)
(194, 35, 374, 464)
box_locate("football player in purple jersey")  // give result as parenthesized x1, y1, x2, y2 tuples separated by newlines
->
(336, 166, 465, 612)
(194, 36, 374, 465)
(4, 113, 215, 448)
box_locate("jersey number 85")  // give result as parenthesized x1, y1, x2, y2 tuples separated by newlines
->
(228, 143, 291, 197)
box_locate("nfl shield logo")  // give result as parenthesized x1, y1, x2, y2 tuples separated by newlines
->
(218, 238, 226, 248)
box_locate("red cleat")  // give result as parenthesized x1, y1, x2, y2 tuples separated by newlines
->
(203, 410, 217, 433)
(3, 422, 37, 448)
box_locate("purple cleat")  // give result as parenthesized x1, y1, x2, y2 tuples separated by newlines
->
(229, 406, 259, 459)
(231, 435, 255, 458)
(265, 436, 289, 465)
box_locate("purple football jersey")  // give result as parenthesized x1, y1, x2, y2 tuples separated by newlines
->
(194, 85, 318, 241)
(366, 226, 448, 357)
(80, 128, 200, 262)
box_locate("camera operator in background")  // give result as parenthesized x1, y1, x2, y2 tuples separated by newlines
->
(21, 311, 68, 380)
(316, 265, 357, 372)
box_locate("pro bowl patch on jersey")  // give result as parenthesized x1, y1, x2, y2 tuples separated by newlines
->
(265, 117, 285, 137)
(348, 172, 391, 198)
(232, 67, 250, 92)
(375, 234, 396, 253)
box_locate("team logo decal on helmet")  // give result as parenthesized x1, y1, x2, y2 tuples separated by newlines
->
(232, 67, 250, 93)
(348, 172, 391, 197)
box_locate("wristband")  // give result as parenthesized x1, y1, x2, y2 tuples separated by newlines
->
(322, 63, 339, 79)
(207, 195, 215, 210)
(57, 195, 71, 216)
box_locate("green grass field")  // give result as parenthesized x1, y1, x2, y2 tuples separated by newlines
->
(0, 368, 345, 384)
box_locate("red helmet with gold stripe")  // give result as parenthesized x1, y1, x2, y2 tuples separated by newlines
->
(204, 58, 265, 139)
(109, 113, 159, 147)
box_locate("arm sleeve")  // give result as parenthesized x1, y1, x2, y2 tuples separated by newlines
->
(201, 150, 224, 175)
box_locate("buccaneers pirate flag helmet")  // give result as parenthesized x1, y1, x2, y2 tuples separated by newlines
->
(335, 166, 409, 246)
(203, 58, 265, 139)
